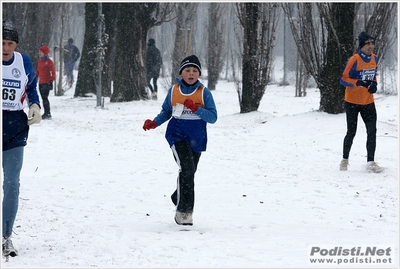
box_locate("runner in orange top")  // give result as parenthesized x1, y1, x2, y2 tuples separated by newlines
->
(339, 31, 383, 173)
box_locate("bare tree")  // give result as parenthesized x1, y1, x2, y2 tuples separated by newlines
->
(235, 3, 279, 113)
(2, 3, 58, 64)
(74, 3, 174, 101)
(5, 3, 395, 108)
(206, 3, 226, 91)
(355, 3, 397, 60)
(355, 3, 398, 95)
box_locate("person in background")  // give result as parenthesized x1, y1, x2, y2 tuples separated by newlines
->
(143, 55, 217, 225)
(63, 37, 80, 88)
(339, 31, 383, 173)
(146, 38, 163, 100)
(36, 45, 56, 119)
(2, 19, 42, 257)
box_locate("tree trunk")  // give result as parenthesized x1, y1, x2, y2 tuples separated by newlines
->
(238, 3, 277, 113)
(319, 3, 355, 114)
(206, 3, 225, 91)
(100, 4, 117, 97)
(170, 15, 183, 86)
(74, 3, 98, 97)
(21, 3, 40, 62)
(241, 3, 260, 113)
(55, 3, 70, 96)
(170, 3, 197, 86)
(111, 3, 157, 102)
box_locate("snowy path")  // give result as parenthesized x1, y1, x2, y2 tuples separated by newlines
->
(3, 81, 398, 268)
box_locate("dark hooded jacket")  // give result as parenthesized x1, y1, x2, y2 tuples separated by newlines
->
(146, 42, 162, 76)
(63, 39, 80, 64)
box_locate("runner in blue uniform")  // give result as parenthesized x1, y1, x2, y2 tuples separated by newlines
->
(143, 55, 217, 225)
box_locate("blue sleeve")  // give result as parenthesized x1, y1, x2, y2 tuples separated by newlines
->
(339, 60, 358, 88)
(22, 54, 40, 107)
(195, 87, 217, 124)
(153, 88, 173, 126)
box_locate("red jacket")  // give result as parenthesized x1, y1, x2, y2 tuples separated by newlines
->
(36, 56, 56, 84)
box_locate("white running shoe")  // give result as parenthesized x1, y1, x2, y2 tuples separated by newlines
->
(2, 237, 18, 257)
(175, 211, 193, 226)
(366, 161, 384, 173)
(340, 158, 349, 171)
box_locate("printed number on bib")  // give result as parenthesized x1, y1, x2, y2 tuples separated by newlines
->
(362, 69, 375, 81)
(3, 88, 17, 101)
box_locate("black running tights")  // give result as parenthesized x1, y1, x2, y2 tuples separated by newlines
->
(342, 101, 377, 161)
(171, 141, 201, 213)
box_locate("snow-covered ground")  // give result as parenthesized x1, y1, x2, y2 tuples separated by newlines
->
(2, 70, 398, 268)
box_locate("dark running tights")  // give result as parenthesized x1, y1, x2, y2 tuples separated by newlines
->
(171, 141, 201, 213)
(342, 101, 377, 162)
(146, 73, 159, 93)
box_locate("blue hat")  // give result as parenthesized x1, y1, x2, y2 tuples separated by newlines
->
(358, 31, 374, 49)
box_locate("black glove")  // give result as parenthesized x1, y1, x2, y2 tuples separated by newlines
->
(368, 82, 377, 93)
(356, 80, 372, 88)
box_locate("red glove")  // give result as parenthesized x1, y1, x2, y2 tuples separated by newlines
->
(184, 99, 199, 112)
(143, 119, 157, 131)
